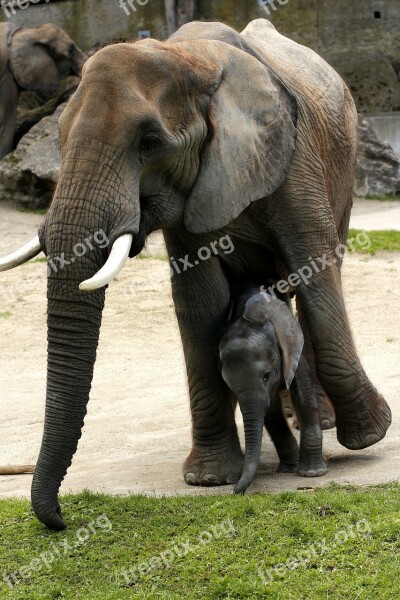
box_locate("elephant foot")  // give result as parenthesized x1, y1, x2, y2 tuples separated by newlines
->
(275, 439, 299, 473)
(297, 459, 327, 477)
(183, 447, 243, 486)
(277, 461, 298, 473)
(336, 390, 391, 450)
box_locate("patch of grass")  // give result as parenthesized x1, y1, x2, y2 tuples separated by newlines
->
(30, 257, 47, 263)
(0, 311, 11, 318)
(17, 207, 48, 215)
(1, 484, 400, 599)
(364, 194, 400, 201)
(137, 254, 169, 262)
(347, 229, 400, 253)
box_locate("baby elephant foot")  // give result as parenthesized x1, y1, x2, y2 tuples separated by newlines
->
(183, 448, 243, 486)
(277, 460, 298, 474)
(297, 458, 327, 477)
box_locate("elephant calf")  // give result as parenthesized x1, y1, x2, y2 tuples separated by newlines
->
(0, 22, 84, 160)
(219, 283, 327, 494)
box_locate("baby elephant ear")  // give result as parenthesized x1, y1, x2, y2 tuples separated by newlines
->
(244, 293, 304, 389)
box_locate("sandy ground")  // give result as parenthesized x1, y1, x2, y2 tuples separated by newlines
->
(0, 200, 399, 500)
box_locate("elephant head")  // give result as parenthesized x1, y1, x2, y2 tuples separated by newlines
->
(0, 31, 296, 529)
(9, 23, 84, 92)
(0, 22, 84, 160)
(219, 293, 304, 494)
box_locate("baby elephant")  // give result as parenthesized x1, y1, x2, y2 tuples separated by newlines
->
(219, 285, 327, 494)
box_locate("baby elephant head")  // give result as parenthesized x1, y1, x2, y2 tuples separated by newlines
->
(219, 292, 304, 494)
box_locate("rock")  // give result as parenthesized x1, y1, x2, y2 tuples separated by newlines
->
(0, 104, 66, 210)
(355, 114, 400, 197)
(330, 53, 400, 113)
(14, 77, 79, 147)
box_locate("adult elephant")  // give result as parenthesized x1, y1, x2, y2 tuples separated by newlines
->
(0, 19, 391, 530)
(0, 22, 84, 160)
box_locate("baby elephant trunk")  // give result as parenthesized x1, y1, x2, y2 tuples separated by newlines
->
(234, 406, 265, 494)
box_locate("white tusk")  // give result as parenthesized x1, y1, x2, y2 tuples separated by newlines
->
(0, 235, 42, 272)
(79, 233, 133, 292)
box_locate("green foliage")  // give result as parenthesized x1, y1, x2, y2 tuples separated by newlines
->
(0, 484, 399, 598)
(347, 229, 400, 253)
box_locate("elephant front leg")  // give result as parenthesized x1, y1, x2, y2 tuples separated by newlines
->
(265, 397, 299, 473)
(290, 356, 327, 477)
(166, 233, 243, 486)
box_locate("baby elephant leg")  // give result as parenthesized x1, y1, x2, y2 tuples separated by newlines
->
(290, 355, 327, 477)
(265, 397, 299, 473)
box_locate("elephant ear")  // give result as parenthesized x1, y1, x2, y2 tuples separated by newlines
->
(9, 26, 60, 91)
(243, 293, 304, 389)
(184, 40, 297, 234)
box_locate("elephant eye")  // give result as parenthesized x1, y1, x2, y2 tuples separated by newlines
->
(139, 134, 163, 156)
(262, 372, 270, 383)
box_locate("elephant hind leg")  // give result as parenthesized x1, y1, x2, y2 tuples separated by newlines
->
(296, 299, 336, 430)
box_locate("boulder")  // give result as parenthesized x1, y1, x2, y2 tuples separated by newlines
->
(0, 103, 66, 210)
(355, 114, 400, 197)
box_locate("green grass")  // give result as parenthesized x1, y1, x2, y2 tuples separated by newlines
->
(30, 258, 47, 263)
(1, 484, 400, 599)
(17, 207, 48, 215)
(0, 311, 11, 318)
(347, 229, 400, 253)
(137, 253, 169, 262)
(364, 194, 400, 201)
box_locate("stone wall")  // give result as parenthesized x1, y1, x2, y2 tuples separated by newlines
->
(1, 0, 399, 111)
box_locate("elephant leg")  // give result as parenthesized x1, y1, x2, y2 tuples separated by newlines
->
(164, 231, 243, 486)
(296, 299, 336, 430)
(290, 356, 327, 477)
(275, 198, 391, 450)
(265, 395, 299, 473)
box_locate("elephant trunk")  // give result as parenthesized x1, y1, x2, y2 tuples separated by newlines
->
(31, 280, 105, 530)
(234, 402, 265, 495)
(31, 148, 140, 530)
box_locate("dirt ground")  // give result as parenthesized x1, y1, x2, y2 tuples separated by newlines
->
(0, 199, 399, 499)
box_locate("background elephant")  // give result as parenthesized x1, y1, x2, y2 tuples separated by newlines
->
(0, 22, 84, 160)
(0, 19, 391, 530)
(220, 284, 327, 495)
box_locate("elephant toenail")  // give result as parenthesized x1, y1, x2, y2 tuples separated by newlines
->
(185, 473, 198, 485)
(202, 474, 219, 485)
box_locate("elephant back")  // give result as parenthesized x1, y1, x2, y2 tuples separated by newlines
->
(241, 20, 345, 119)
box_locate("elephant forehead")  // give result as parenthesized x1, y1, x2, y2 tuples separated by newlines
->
(84, 42, 179, 85)
(220, 321, 277, 361)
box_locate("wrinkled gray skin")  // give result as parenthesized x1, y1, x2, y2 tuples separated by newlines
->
(2, 19, 391, 530)
(0, 22, 84, 159)
(220, 285, 327, 494)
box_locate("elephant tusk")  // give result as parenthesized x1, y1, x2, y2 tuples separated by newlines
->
(0, 236, 42, 272)
(79, 233, 133, 292)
